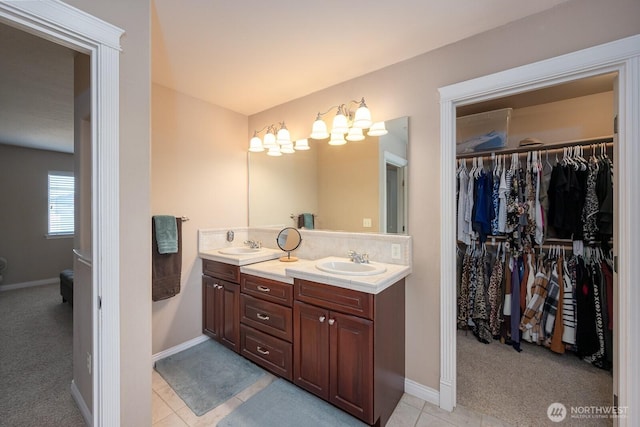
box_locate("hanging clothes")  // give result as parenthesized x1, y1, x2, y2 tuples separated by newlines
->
(519, 260, 549, 344)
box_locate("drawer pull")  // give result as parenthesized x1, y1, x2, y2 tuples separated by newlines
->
(256, 313, 270, 321)
(256, 346, 270, 355)
(256, 285, 271, 293)
(328, 319, 335, 326)
(319, 315, 326, 323)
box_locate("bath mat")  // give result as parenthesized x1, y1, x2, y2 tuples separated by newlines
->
(218, 378, 367, 427)
(154, 339, 266, 416)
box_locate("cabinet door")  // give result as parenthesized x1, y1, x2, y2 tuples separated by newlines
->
(202, 276, 222, 340)
(293, 301, 329, 400)
(220, 280, 240, 353)
(329, 311, 374, 423)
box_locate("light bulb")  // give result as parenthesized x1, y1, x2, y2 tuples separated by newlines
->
(352, 98, 372, 128)
(331, 110, 349, 134)
(346, 127, 365, 141)
(263, 130, 277, 148)
(310, 118, 329, 139)
(295, 139, 310, 150)
(367, 121, 388, 136)
(267, 145, 282, 156)
(248, 135, 264, 152)
(329, 132, 346, 145)
(280, 143, 295, 154)
(276, 123, 291, 145)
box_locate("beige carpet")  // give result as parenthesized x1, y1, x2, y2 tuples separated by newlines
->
(457, 330, 613, 426)
(0, 284, 86, 426)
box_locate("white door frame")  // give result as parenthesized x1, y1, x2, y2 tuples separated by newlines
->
(0, 2, 123, 426)
(438, 34, 640, 424)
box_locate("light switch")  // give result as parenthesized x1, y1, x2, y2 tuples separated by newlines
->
(391, 244, 402, 259)
(363, 218, 372, 227)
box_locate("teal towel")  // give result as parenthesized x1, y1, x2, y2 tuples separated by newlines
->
(153, 215, 178, 254)
(302, 213, 314, 230)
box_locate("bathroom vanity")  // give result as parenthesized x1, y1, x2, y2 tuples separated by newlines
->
(199, 230, 410, 426)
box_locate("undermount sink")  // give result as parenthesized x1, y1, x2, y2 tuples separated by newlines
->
(218, 247, 264, 255)
(316, 260, 387, 276)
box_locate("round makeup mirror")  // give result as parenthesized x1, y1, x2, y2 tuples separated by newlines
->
(276, 227, 302, 262)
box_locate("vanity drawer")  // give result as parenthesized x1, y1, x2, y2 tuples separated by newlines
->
(240, 294, 292, 342)
(241, 274, 293, 307)
(294, 279, 374, 320)
(203, 259, 240, 283)
(241, 324, 292, 381)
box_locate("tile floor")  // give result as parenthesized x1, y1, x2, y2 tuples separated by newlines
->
(152, 369, 514, 427)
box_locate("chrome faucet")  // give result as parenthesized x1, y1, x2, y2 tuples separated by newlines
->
(348, 250, 369, 264)
(244, 240, 262, 249)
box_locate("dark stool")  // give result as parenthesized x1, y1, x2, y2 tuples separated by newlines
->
(60, 269, 74, 305)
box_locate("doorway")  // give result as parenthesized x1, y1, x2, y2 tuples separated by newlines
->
(438, 34, 640, 421)
(383, 152, 408, 234)
(0, 2, 123, 426)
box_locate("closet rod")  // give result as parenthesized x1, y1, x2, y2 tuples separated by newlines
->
(466, 236, 611, 247)
(456, 136, 613, 159)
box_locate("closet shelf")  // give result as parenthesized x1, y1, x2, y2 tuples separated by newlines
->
(456, 135, 613, 159)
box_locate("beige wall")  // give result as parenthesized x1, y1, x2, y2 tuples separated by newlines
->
(62, 0, 152, 424)
(0, 144, 74, 286)
(248, 0, 640, 391)
(151, 84, 248, 354)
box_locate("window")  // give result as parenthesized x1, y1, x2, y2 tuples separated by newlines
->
(48, 172, 74, 236)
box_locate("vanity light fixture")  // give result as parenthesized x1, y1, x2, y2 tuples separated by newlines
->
(310, 97, 385, 141)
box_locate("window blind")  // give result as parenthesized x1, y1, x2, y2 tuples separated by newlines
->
(48, 172, 75, 235)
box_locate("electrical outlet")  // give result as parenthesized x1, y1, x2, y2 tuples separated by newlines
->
(391, 244, 402, 260)
(87, 352, 91, 375)
(363, 218, 372, 228)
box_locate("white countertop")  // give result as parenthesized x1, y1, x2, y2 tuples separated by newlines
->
(240, 258, 314, 284)
(199, 247, 281, 266)
(285, 256, 411, 294)
(200, 247, 411, 294)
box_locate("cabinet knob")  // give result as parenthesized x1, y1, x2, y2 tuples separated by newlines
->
(256, 313, 270, 321)
(319, 315, 326, 323)
(256, 346, 270, 356)
(216, 284, 223, 289)
(328, 319, 335, 326)
(256, 285, 271, 293)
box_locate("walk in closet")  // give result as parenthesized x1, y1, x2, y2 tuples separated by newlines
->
(455, 73, 616, 425)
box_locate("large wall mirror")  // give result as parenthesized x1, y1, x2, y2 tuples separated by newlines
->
(249, 116, 409, 234)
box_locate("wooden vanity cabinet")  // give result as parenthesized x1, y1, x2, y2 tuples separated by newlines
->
(202, 260, 240, 353)
(239, 274, 293, 381)
(294, 278, 405, 427)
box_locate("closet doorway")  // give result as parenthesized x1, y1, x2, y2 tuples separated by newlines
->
(454, 74, 616, 425)
(439, 34, 640, 425)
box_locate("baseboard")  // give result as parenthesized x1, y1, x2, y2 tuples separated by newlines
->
(404, 378, 440, 407)
(71, 380, 92, 427)
(152, 334, 210, 366)
(0, 277, 58, 292)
